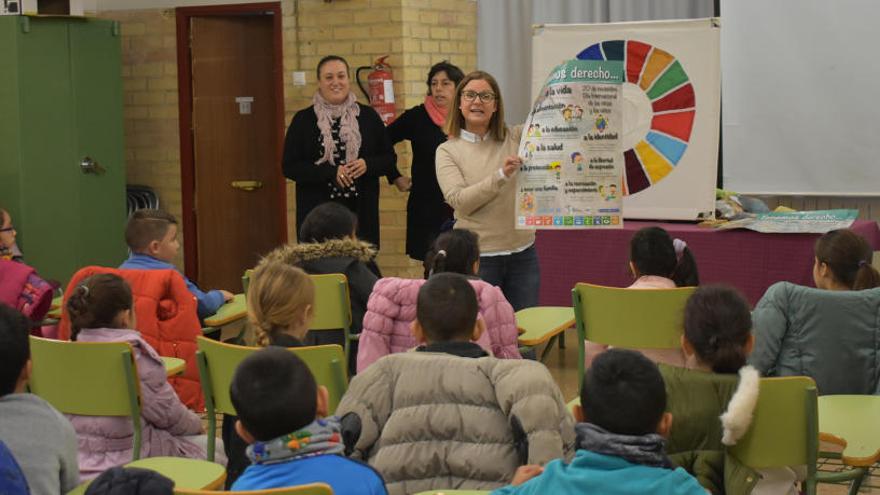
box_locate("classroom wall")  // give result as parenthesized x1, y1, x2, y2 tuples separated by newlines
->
(98, 0, 477, 276)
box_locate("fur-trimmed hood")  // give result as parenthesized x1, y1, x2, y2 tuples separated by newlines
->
(720, 365, 760, 446)
(263, 238, 376, 266)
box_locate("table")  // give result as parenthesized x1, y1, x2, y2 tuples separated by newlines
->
(203, 293, 247, 328)
(161, 356, 186, 377)
(818, 395, 880, 467)
(536, 220, 880, 306)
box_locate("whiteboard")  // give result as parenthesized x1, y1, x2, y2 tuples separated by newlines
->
(721, 0, 880, 195)
(533, 19, 720, 220)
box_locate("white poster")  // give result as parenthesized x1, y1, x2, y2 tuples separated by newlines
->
(532, 19, 720, 221)
(516, 60, 624, 229)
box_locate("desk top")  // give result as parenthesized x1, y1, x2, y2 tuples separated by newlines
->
(203, 293, 247, 327)
(516, 306, 574, 346)
(818, 395, 880, 467)
(161, 356, 186, 377)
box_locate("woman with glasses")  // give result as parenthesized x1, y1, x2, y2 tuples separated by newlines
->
(386, 60, 465, 261)
(436, 71, 539, 311)
(282, 55, 397, 248)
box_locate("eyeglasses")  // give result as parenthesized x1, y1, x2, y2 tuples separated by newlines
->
(461, 91, 496, 103)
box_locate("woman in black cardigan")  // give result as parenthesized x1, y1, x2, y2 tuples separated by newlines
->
(282, 55, 396, 248)
(386, 61, 464, 261)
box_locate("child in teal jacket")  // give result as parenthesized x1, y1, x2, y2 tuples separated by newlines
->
(492, 349, 706, 495)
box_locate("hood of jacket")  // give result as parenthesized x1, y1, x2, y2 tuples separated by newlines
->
(264, 238, 376, 266)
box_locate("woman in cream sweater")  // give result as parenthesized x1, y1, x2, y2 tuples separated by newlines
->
(435, 71, 538, 310)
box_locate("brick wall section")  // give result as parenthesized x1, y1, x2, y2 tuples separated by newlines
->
(102, 0, 477, 278)
(100, 9, 185, 267)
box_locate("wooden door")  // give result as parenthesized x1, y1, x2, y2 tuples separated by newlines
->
(189, 14, 283, 293)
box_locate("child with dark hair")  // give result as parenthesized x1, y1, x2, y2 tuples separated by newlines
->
(120, 209, 233, 319)
(64, 274, 211, 479)
(0, 304, 79, 494)
(812, 228, 880, 290)
(263, 202, 379, 359)
(751, 228, 880, 395)
(628, 226, 699, 288)
(491, 349, 705, 495)
(357, 229, 520, 373)
(663, 286, 798, 495)
(585, 226, 702, 368)
(338, 273, 573, 495)
(230, 347, 386, 494)
(0, 207, 54, 324)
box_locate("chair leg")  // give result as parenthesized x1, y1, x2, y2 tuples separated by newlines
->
(847, 468, 867, 495)
(558, 330, 566, 349)
(539, 335, 559, 362)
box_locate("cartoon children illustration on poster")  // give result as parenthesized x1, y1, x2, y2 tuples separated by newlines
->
(571, 151, 585, 172)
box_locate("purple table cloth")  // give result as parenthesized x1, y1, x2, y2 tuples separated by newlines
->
(536, 220, 880, 307)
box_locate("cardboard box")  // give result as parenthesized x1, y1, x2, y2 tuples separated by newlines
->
(1, 0, 83, 16)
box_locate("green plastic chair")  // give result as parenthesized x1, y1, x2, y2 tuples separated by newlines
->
(29, 337, 225, 494)
(309, 273, 355, 361)
(28, 336, 144, 459)
(572, 283, 695, 390)
(174, 483, 332, 494)
(196, 336, 348, 461)
(728, 376, 867, 495)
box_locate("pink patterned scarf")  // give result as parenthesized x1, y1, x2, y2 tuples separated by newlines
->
(424, 95, 448, 128)
(313, 91, 361, 166)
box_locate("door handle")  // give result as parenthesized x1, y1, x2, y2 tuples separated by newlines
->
(231, 180, 263, 191)
(80, 156, 106, 175)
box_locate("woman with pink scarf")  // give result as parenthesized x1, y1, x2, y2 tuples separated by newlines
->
(386, 61, 465, 261)
(283, 55, 397, 248)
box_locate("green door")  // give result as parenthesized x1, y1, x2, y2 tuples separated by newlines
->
(15, 17, 79, 282)
(0, 17, 125, 284)
(69, 19, 127, 271)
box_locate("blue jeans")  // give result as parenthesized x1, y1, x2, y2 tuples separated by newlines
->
(479, 246, 541, 311)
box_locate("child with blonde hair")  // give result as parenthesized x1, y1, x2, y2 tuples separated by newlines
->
(223, 260, 317, 486)
(248, 261, 316, 348)
(65, 274, 211, 479)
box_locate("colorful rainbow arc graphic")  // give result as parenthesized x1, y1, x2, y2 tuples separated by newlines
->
(577, 40, 695, 195)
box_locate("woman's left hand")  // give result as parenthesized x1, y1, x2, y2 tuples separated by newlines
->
(345, 158, 368, 179)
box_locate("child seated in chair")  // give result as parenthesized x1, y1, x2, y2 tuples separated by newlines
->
(491, 349, 706, 495)
(261, 202, 379, 369)
(663, 285, 798, 495)
(120, 209, 233, 319)
(751, 228, 880, 394)
(585, 226, 700, 368)
(337, 273, 574, 495)
(0, 206, 55, 324)
(357, 228, 520, 373)
(230, 347, 386, 494)
(0, 303, 79, 494)
(223, 261, 316, 487)
(65, 274, 215, 479)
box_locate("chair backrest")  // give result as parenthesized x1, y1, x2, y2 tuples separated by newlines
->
(196, 337, 348, 415)
(28, 336, 143, 459)
(309, 273, 351, 331)
(572, 283, 695, 389)
(174, 483, 334, 494)
(242, 269, 253, 295)
(728, 376, 818, 472)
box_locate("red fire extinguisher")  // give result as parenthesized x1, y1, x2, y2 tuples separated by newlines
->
(356, 55, 396, 125)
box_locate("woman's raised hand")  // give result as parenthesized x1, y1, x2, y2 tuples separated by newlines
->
(502, 155, 523, 178)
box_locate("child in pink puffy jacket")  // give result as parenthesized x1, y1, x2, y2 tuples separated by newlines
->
(64, 274, 215, 479)
(357, 228, 521, 372)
